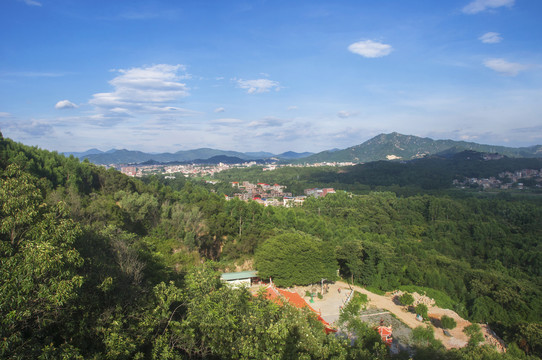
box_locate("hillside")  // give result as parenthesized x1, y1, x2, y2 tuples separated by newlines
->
(298, 132, 542, 163)
(2, 132, 542, 359)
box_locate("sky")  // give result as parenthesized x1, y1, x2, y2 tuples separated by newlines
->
(1, 0, 542, 154)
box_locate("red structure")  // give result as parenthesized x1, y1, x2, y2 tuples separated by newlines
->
(258, 286, 337, 334)
(377, 325, 393, 346)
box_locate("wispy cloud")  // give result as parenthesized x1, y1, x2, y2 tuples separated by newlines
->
(1, 119, 53, 136)
(0, 112, 11, 118)
(348, 40, 392, 58)
(287, 106, 298, 111)
(89, 64, 189, 116)
(337, 110, 357, 118)
(19, 0, 42, 7)
(479, 32, 502, 43)
(248, 117, 285, 128)
(237, 78, 280, 94)
(483, 58, 528, 76)
(214, 107, 225, 113)
(211, 118, 244, 126)
(462, 0, 514, 14)
(55, 100, 78, 110)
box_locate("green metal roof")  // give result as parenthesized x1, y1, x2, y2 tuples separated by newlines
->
(220, 270, 258, 281)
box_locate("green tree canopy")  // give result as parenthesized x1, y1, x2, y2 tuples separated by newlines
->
(0, 165, 84, 358)
(255, 231, 337, 287)
(440, 315, 457, 330)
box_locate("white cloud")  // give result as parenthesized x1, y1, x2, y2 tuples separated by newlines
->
(214, 107, 225, 113)
(237, 78, 280, 94)
(55, 100, 78, 110)
(462, 0, 514, 14)
(337, 110, 357, 118)
(348, 40, 392, 58)
(287, 106, 298, 111)
(483, 58, 528, 76)
(20, 0, 42, 6)
(0, 112, 11, 118)
(89, 64, 189, 114)
(248, 117, 285, 128)
(479, 32, 502, 43)
(460, 134, 480, 141)
(211, 118, 244, 125)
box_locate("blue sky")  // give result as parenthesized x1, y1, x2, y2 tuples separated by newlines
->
(1, 0, 541, 153)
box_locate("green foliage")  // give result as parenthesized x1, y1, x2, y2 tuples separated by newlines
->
(398, 285, 458, 312)
(415, 304, 429, 320)
(0, 165, 84, 358)
(440, 315, 457, 330)
(2, 134, 542, 359)
(255, 231, 337, 287)
(464, 324, 485, 347)
(400, 293, 415, 306)
(411, 325, 443, 349)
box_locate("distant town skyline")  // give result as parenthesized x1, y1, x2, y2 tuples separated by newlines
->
(1, 0, 542, 153)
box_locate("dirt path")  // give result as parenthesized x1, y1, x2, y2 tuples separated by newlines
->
(254, 281, 503, 352)
(336, 281, 469, 349)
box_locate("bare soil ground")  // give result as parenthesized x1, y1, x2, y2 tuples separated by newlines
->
(250, 280, 504, 352)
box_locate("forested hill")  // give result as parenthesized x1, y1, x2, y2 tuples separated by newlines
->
(213, 150, 542, 195)
(1, 133, 542, 359)
(297, 132, 542, 163)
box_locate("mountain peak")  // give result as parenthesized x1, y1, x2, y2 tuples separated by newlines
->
(297, 133, 542, 163)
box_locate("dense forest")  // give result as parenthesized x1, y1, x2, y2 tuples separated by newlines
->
(1, 132, 541, 359)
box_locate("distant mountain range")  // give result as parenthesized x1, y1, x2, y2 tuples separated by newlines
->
(65, 132, 542, 165)
(296, 132, 542, 163)
(65, 148, 313, 165)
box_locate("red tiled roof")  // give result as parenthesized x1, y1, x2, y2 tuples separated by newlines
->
(258, 286, 336, 334)
(377, 326, 393, 345)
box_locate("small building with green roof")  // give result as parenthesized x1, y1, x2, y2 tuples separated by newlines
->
(220, 270, 259, 287)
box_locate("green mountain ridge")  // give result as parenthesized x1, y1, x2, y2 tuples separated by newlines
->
(298, 132, 542, 163)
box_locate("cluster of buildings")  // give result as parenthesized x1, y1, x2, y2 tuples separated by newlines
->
(262, 161, 355, 171)
(453, 168, 542, 190)
(225, 181, 336, 207)
(120, 161, 259, 177)
(119, 160, 355, 178)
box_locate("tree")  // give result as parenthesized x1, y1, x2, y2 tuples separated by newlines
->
(440, 315, 457, 330)
(255, 231, 337, 287)
(411, 326, 437, 347)
(400, 293, 415, 307)
(0, 165, 84, 357)
(463, 323, 484, 347)
(415, 304, 428, 320)
(336, 239, 365, 284)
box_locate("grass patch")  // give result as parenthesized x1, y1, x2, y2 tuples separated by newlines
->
(365, 286, 386, 295)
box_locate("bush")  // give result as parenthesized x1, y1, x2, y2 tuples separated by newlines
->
(411, 326, 443, 349)
(464, 324, 484, 346)
(400, 293, 414, 306)
(440, 315, 456, 329)
(415, 304, 428, 320)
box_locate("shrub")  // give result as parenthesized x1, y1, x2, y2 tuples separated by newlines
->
(440, 315, 457, 329)
(400, 293, 414, 307)
(415, 304, 428, 320)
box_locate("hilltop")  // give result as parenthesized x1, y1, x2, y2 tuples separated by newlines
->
(297, 132, 542, 164)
